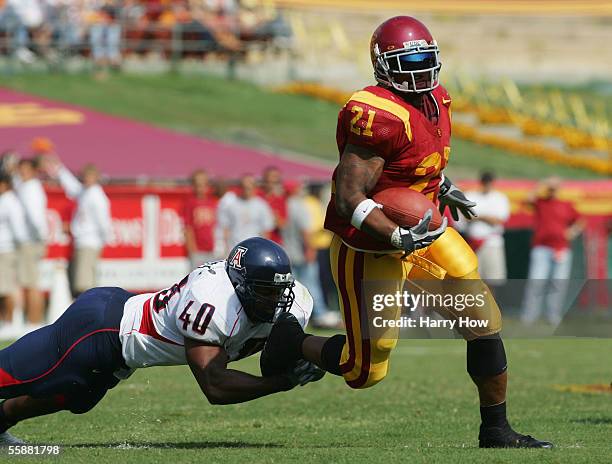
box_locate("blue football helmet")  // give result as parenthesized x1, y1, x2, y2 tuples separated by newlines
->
(226, 237, 295, 323)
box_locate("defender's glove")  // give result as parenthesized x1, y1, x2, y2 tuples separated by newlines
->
(438, 174, 477, 221)
(285, 360, 325, 387)
(391, 209, 448, 256)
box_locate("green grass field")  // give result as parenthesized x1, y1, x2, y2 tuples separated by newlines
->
(4, 337, 611, 463)
(0, 73, 606, 179)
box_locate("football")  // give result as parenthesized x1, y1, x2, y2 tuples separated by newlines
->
(373, 187, 443, 229)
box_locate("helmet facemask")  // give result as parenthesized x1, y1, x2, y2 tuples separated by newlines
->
(225, 238, 296, 324)
(238, 277, 296, 323)
(374, 42, 441, 93)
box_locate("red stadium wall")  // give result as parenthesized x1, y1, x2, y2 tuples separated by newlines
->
(46, 185, 191, 261)
(40, 180, 611, 293)
(42, 185, 194, 292)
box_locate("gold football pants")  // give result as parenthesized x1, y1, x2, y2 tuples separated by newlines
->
(330, 228, 502, 389)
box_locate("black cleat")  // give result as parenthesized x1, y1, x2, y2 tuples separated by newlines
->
(260, 312, 307, 376)
(479, 425, 554, 449)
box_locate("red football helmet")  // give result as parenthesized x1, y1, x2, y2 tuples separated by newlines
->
(370, 16, 441, 93)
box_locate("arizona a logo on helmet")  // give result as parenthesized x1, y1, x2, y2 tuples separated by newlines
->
(229, 246, 247, 269)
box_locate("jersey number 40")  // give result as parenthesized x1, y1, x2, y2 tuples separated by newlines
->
(179, 301, 216, 335)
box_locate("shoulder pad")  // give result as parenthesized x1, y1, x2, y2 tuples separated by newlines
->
(346, 89, 412, 142)
(434, 85, 452, 108)
(288, 280, 313, 328)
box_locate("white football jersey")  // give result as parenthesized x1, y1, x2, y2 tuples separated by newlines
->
(119, 260, 313, 369)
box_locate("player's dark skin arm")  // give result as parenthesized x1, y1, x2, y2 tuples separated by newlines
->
(335, 144, 400, 243)
(185, 338, 293, 405)
(1, 396, 64, 425)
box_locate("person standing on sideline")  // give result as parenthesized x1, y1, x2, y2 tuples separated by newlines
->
(305, 183, 337, 320)
(457, 171, 510, 282)
(521, 177, 584, 325)
(0, 174, 28, 325)
(216, 174, 274, 254)
(44, 157, 112, 297)
(282, 181, 333, 327)
(260, 166, 287, 244)
(12, 158, 48, 324)
(184, 170, 218, 268)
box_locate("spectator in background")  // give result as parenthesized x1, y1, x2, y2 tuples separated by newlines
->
(238, 0, 292, 44)
(121, 0, 164, 56)
(44, 157, 112, 298)
(260, 165, 286, 244)
(217, 173, 273, 254)
(457, 171, 510, 282)
(282, 181, 309, 266)
(213, 177, 237, 256)
(12, 157, 48, 324)
(304, 184, 342, 328)
(47, 0, 85, 56)
(3, 0, 46, 63)
(284, 181, 338, 328)
(88, 0, 122, 73)
(0, 151, 20, 176)
(521, 177, 584, 326)
(184, 169, 218, 268)
(187, 0, 242, 54)
(0, 174, 27, 325)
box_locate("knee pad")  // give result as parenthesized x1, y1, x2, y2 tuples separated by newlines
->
(466, 334, 507, 377)
(321, 334, 345, 376)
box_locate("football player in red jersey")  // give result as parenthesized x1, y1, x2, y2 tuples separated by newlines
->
(263, 16, 553, 448)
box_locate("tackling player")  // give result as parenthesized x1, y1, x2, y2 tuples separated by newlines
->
(263, 16, 552, 448)
(0, 238, 323, 445)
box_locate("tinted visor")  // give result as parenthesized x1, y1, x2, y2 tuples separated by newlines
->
(389, 52, 437, 73)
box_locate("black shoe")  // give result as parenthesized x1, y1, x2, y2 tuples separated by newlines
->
(479, 424, 554, 449)
(260, 312, 307, 376)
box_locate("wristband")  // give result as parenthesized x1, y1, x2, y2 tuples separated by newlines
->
(350, 198, 381, 230)
(390, 227, 403, 249)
